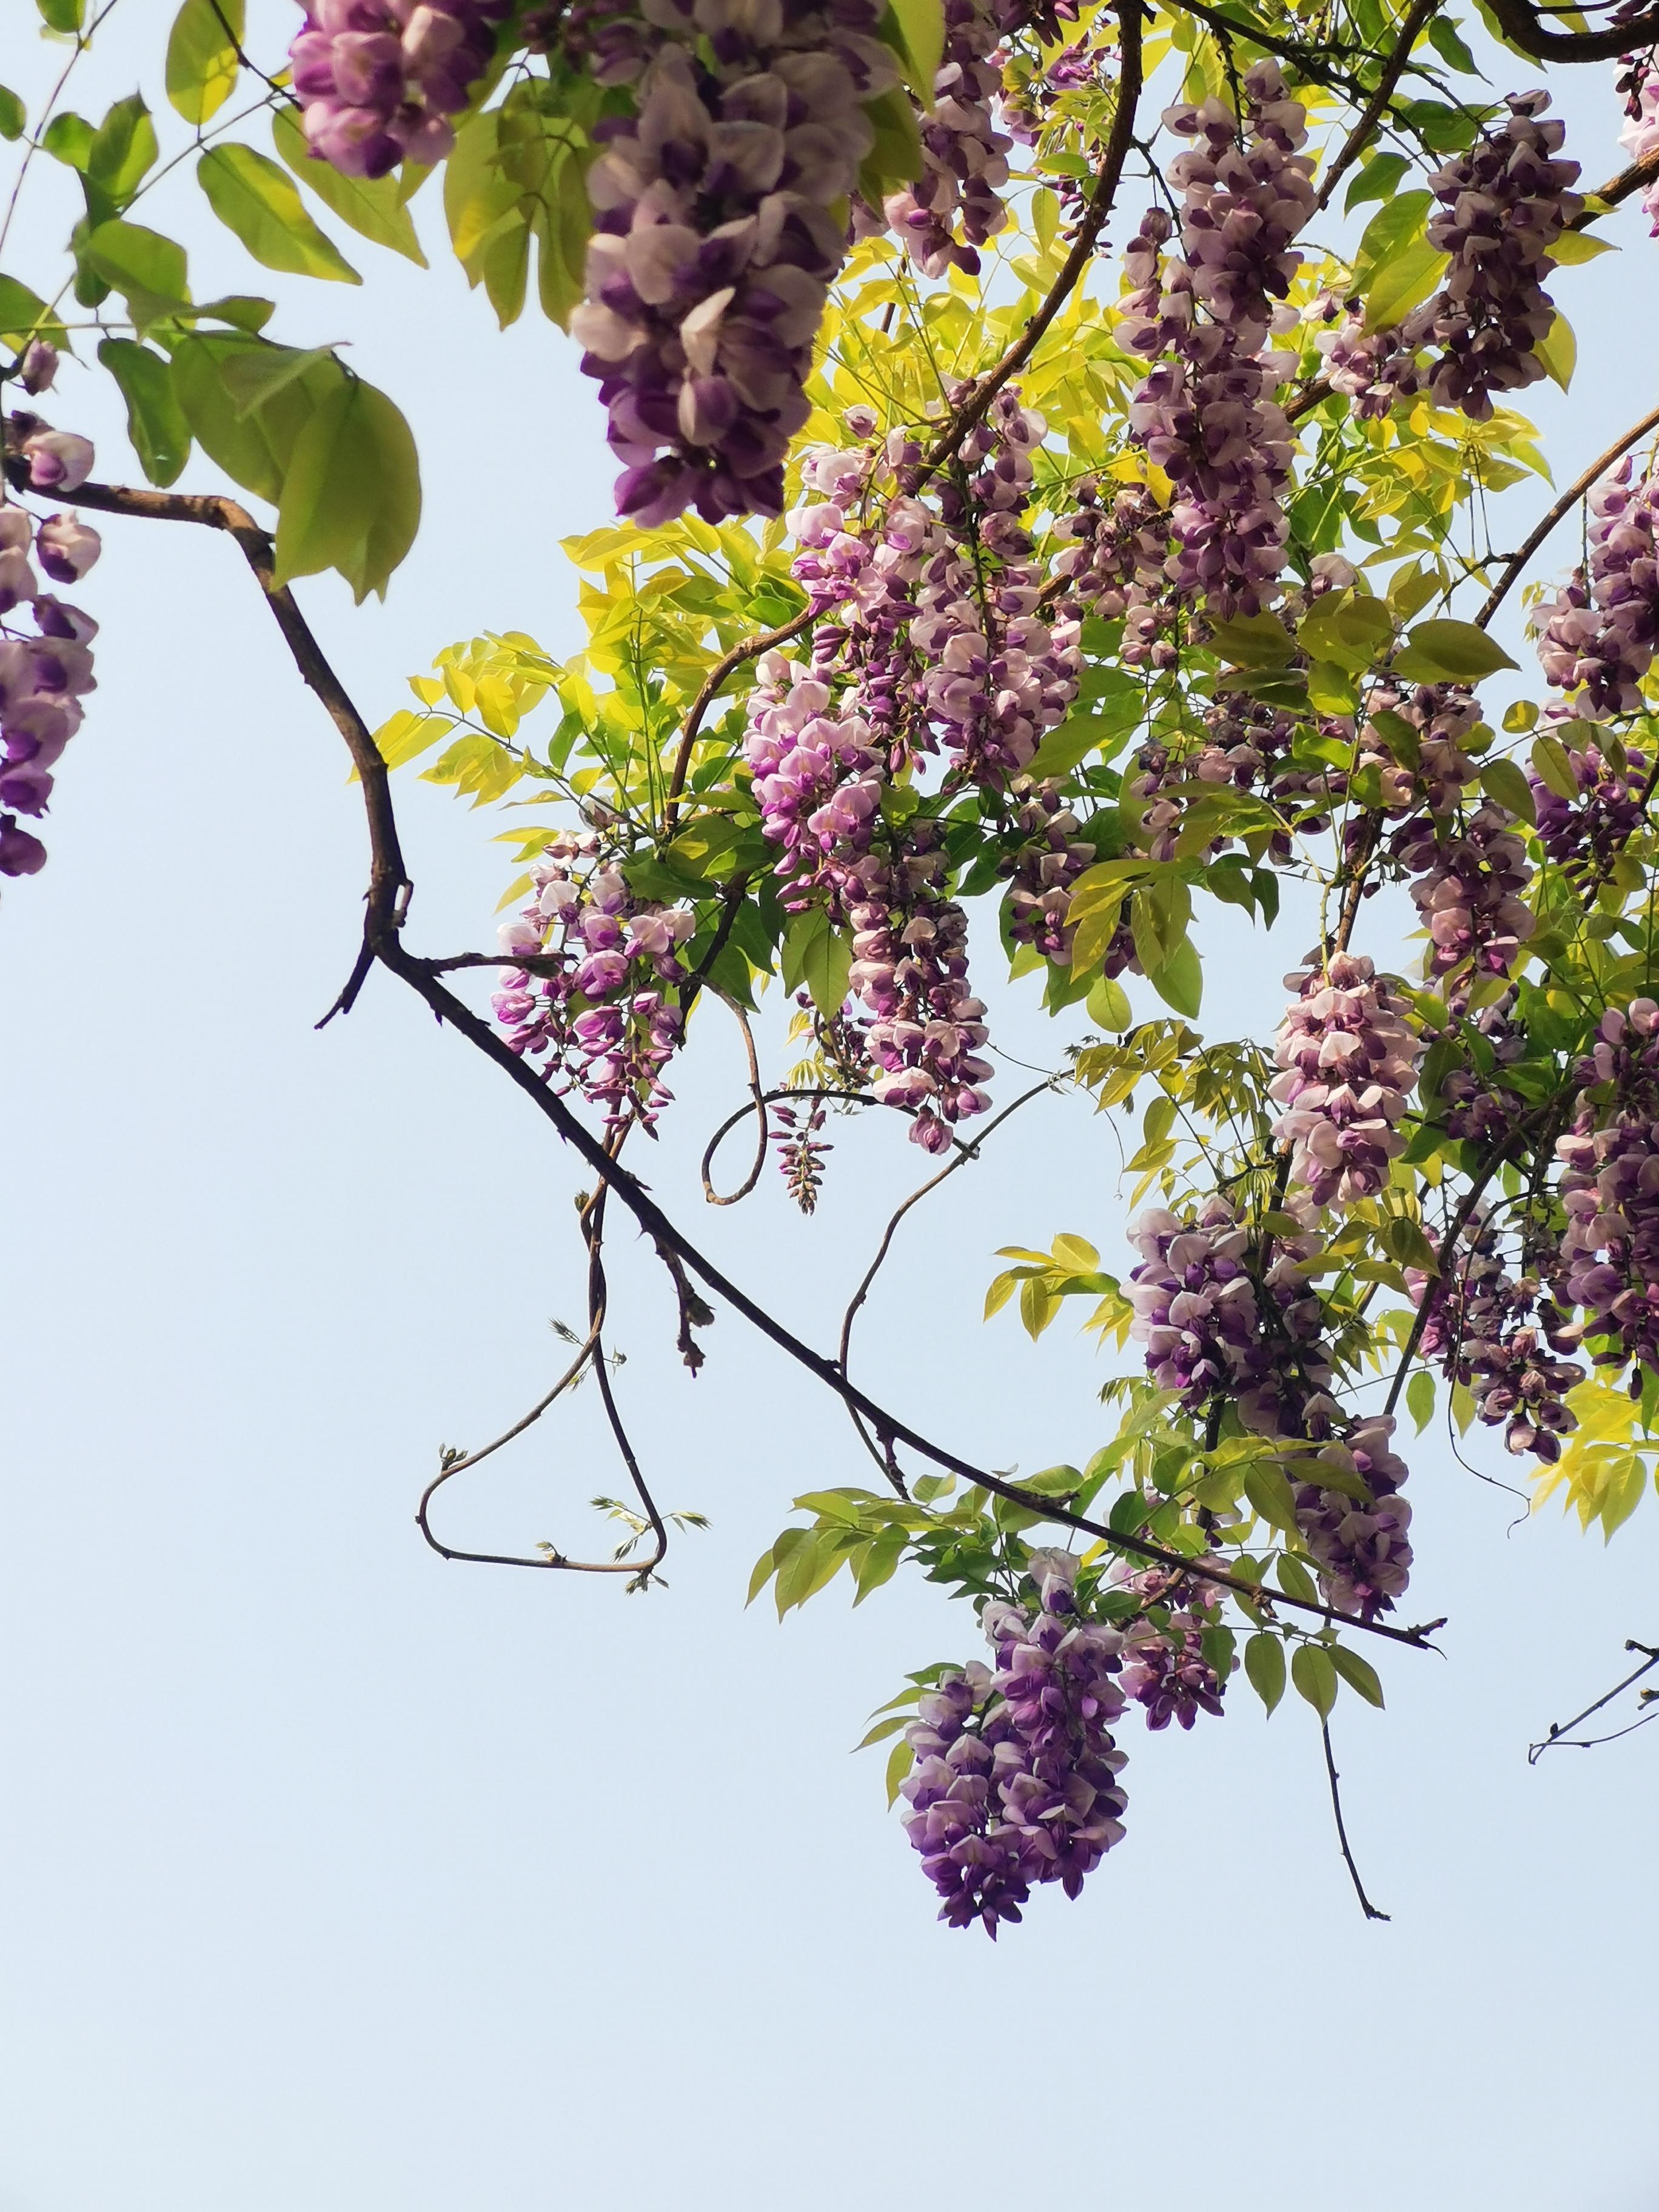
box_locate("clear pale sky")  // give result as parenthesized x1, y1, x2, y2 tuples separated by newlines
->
(2, 10, 1657, 2208)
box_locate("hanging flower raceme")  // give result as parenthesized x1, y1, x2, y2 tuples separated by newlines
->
(1310, 291, 1424, 420)
(1004, 779, 1098, 958)
(1396, 801, 1537, 987)
(901, 1552, 1128, 1936)
(1116, 1574, 1228, 1730)
(290, 0, 509, 176)
(1554, 998, 1659, 1375)
(1127, 1197, 1338, 1443)
(1617, 47, 1659, 235)
(1117, 63, 1314, 620)
(1292, 1416, 1413, 1620)
(491, 833, 694, 1130)
(1270, 954, 1423, 1209)
(569, 2, 899, 526)
(1420, 90, 1582, 421)
(1532, 460, 1659, 714)
(882, 0, 1014, 275)
(1412, 1218, 1584, 1461)
(1, 395, 101, 892)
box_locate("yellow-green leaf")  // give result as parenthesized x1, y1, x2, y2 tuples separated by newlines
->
(198, 145, 362, 284)
(272, 106, 427, 266)
(166, 0, 243, 123)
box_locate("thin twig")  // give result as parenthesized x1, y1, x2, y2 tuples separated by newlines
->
(662, 607, 815, 830)
(1322, 1719, 1391, 1922)
(1311, 0, 1441, 218)
(1528, 1640, 1659, 1763)
(1473, 401, 1659, 631)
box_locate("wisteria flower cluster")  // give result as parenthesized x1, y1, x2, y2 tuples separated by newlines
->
(569, 10, 899, 524)
(1555, 999, 1659, 1375)
(1529, 724, 1649, 877)
(882, 0, 1013, 276)
(900, 1551, 1128, 1934)
(1, 386, 101, 891)
(1419, 91, 1581, 420)
(292, 0, 508, 176)
(491, 831, 693, 1130)
(1270, 954, 1423, 1209)
(1532, 460, 1659, 715)
(1117, 64, 1313, 618)
(1415, 1219, 1584, 1461)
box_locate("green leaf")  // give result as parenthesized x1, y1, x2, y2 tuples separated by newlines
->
(1406, 1366, 1436, 1436)
(1481, 755, 1536, 824)
(1530, 732, 1580, 800)
(1276, 1550, 1319, 1606)
(1344, 151, 1409, 212)
(1329, 1645, 1386, 1708)
(1352, 189, 1432, 276)
(1426, 15, 1480, 71)
(41, 113, 94, 171)
(170, 329, 335, 507)
(1085, 972, 1132, 1030)
(781, 907, 854, 1018)
(96, 339, 191, 485)
(884, 1736, 915, 1808)
(82, 217, 190, 327)
(375, 709, 455, 769)
(1362, 239, 1449, 334)
(272, 106, 427, 266)
(1024, 711, 1117, 782)
(36, 0, 84, 32)
(745, 1545, 776, 1606)
(1244, 1631, 1286, 1714)
(0, 274, 67, 354)
(854, 1523, 908, 1603)
(1536, 310, 1575, 393)
(273, 375, 421, 601)
(1550, 229, 1614, 266)
(1291, 1643, 1338, 1718)
(197, 145, 362, 283)
(166, 0, 243, 124)
(215, 340, 337, 418)
(0, 85, 26, 142)
(886, 0, 943, 103)
(1147, 933, 1202, 1017)
(1392, 618, 1518, 684)
(1242, 1461, 1298, 1532)
(87, 93, 158, 209)
(858, 83, 925, 204)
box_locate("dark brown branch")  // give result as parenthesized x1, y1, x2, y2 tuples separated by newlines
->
(1310, 0, 1441, 218)
(1322, 1719, 1391, 1922)
(1472, 401, 1659, 631)
(918, 0, 1145, 484)
(76, 472, 1444, 1653)
(5, 457, 413, 1009)
(1482, 0, 1659, 61)
(1581, 145, 1659, 221)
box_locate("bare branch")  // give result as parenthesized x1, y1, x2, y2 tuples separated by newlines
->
(1322, 1719, 1391, 1922)
(1529, 1640, 1659, 1763)
(1473, 401, 1659, 631)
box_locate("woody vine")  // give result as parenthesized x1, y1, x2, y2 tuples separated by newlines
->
(5, 0, 1659, 1934)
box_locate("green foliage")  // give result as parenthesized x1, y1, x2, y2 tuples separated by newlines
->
(197, 145, 363, 284)
(165, 0, 243, 125)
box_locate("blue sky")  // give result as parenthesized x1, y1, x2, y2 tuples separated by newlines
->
(1, 9, 1657, 2208)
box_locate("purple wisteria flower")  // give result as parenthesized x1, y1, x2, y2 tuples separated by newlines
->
(0, 429, 101, 893)
(1553, 999, 1659, 1375)
(1270, 953, 1422, 1208)
(289, 0, 508, 176)
(901, 1551, 1128, 1935)
(1419, 90, 1581, 421)
(491, 830, 694, 1130)
(1532, 460, 1659, 714)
